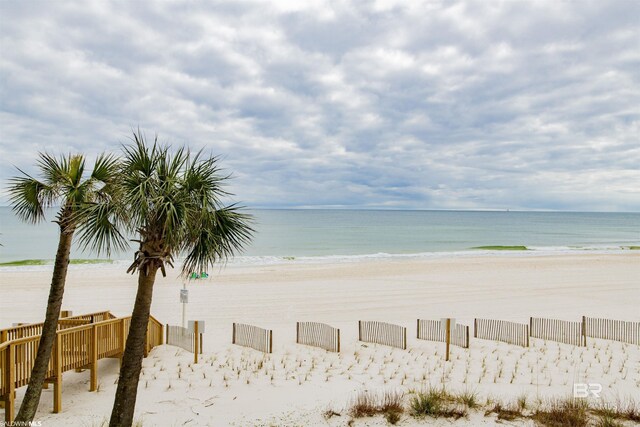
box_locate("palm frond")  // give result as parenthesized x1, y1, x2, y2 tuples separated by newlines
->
(181, 205, 254, 275)
(8, 166, 57, 223)
(75, 200, 129, 256)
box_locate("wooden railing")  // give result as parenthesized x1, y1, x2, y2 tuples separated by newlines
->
(1, 314, 163, 423)
(0, 311, 116, 343)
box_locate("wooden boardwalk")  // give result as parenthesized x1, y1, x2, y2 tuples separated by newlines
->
(0, 311, 163, 422)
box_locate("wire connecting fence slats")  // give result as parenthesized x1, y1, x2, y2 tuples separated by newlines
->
(584, 316, 640, 345)
(232, 323, 272, 353)
(416, 319, 470, 348)
(474, 318, 529, 347)
(529, 317, 584, 346)
(296, 322, 340, 352)
(358, 321, 407, 349)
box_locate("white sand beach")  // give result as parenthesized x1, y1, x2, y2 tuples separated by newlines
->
(1, 253, 639, 426)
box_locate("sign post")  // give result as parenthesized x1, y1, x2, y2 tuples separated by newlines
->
(180, 284, 189, 328)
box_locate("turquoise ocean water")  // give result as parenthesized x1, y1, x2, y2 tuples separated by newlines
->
(0, 208, 638, 268)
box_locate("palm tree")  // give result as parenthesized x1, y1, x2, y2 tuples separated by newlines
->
(97, 132, 253, 427)
(9, 153, 125, 422)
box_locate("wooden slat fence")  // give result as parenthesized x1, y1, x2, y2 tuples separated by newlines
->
(166, 325, 203, 354)
(232, 323, 272, 353)
(584, 316, 640, 345)
(296, 322, 340, 352)
(1, 314, 164, 423)
(417, 319, 470, 348)
(474, 319, 529, 347)
(0, 311, 115, 343)
(529, 317, 583, 346)
(358, 321, 407, 349)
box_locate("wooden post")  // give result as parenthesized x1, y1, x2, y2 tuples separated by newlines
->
(526, 325, 530, 347)
(416, 319, 420, 339)
(445, 318, 451, 362)
(465, 325, 470, 348)
(474, 319, 477, 338)
(296, 322, 299, 344)
(337, 329, 341, 353)
(0, 329, 8, 344)
(358, 321, 362, 342)
(4, 344, 16, 423)
(193, 321, 199, 364)
(200, 334, 203, 354)
(232, 323, 236, 345)
(403, 328, 407, 350)
(54, 334, 62, 413)
(269, 330, 273, 354)
(166, 324, 169, 345)
(582, 316, 587, 347)
(90, 325, 98, 391)
(60, 310, 72, 318)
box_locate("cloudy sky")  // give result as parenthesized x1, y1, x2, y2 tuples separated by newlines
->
(0, 0, 638, 211)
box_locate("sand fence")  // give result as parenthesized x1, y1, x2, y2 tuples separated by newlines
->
(530, 317, 584, 346)
(584, 316, 640, 345)
(166, 323, 203, 362)
(296, 322, 340, 352)
(358, 321, 407, 349)
(474, 318, 529, 347)
(232, 323, 273, 353)
(417, 319, 470, 348)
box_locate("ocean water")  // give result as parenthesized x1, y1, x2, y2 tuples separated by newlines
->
(0, 207, 638, 267)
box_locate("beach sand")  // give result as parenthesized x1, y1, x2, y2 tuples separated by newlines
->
(1, 253, 638, 425)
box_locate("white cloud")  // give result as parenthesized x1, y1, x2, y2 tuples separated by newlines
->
(0, 0, 638, 211)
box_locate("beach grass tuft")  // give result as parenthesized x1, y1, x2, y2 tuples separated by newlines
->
(349, 389, 404, 421)
(532, 398, 589, 427)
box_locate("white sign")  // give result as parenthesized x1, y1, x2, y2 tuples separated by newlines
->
(188, 320, 205, 333)
(180, 289, 189, 303)
(440, 318, 456, 332)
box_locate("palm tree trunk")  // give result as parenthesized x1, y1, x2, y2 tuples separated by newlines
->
(109, 267, 158, 427)
(15, 230, 74, 422)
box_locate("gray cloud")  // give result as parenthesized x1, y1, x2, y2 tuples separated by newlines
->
(1, 0, 638, 211)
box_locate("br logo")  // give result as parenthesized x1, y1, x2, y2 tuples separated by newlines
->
(573, 383, 602, 398)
